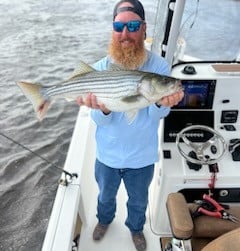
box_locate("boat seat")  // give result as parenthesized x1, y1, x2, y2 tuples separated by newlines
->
(166, 192, 240, 251)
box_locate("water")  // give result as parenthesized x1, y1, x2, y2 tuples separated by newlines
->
(0, 0, 239, 250)
(0, 1, 158, 250)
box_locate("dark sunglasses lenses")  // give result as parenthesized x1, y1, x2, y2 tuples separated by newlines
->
(113, 21, 143, 32)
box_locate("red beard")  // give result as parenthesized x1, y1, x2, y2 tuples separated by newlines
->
(108, 35, 147, 70)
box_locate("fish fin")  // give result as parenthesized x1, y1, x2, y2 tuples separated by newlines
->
(125, 110, 139, 124)
(108, 63, 127, 71)
(68, 60, 96, 80)
(65, 97, 75, 102)
(17, 81, 50, 121)
(121, 94, 142, 103)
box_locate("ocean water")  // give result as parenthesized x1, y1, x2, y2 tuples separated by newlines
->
(0, 0, 239, 250)
(0, 0, 158, 250)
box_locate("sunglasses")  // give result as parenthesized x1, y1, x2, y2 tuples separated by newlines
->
(113, 20, 144, 33)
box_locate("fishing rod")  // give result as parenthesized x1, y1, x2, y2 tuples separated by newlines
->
(0, 131, 78, 186)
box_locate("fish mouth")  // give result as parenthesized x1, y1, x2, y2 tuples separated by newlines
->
(174, 81, 184, 91)
(167, 81, 184, 94)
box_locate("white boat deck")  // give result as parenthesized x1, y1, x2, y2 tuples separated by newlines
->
(78, 181, 162, 251)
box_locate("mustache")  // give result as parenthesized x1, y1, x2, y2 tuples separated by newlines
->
(119, 38, 135, 43)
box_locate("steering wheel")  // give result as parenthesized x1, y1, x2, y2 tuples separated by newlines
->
(176, 125, 227, 165)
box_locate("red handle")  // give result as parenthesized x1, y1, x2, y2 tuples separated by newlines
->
(203, 194, 224, 211)
(198, 207, 222, 218)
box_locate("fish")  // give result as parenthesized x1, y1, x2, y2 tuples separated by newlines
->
(17, 61, 183, 123)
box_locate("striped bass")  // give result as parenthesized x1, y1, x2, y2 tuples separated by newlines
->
(17, 61, 183, 122)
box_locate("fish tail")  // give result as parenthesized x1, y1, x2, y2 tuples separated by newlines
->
(17, 81, 50, 121)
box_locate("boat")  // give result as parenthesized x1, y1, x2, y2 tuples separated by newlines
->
(42, 0, 240, 250)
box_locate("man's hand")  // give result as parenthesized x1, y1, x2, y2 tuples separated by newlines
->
(76, 93, 111, 114)
(158, 90, 184, 107)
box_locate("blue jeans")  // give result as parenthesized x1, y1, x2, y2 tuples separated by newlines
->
(95, 159, 154, 233)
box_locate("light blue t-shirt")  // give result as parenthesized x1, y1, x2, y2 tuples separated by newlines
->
(91, 50, 171, 169)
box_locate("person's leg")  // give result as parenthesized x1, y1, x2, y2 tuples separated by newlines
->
(93, 159, 121, 240)
(123, 164, 154, 251)
(123, 164, 154, 232)
(95, 159, 122, 224)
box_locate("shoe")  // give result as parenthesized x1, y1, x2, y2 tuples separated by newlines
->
(92, 222, 109, 241)
(132, 232, 146, 251)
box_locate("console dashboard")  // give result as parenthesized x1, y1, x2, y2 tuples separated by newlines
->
(165, 62, 240, 144)
(158, 62, 240, 200)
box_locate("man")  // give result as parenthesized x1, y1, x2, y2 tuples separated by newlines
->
(77, 0, 184, 250)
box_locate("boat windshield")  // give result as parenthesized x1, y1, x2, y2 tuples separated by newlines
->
(177, 0, 240, 62)
(150, 0, 240, 63)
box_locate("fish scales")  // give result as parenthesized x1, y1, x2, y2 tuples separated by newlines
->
(44, 72, 142, 98)
(44, 81, 138, 98)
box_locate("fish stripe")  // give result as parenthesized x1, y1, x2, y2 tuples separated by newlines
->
(44, 73, 143, 98)
(45, 84, 138, 98)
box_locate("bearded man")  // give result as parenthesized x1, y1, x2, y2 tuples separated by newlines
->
(77, 1, 184, 251)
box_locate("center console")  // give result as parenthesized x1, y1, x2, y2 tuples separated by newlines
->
(150, 62, 240, 234)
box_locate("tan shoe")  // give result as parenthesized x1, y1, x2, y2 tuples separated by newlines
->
(132, 232, 146, 251)
(92, 223, 109, 241)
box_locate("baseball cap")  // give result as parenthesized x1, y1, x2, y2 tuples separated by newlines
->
(113, 0, 145, 21)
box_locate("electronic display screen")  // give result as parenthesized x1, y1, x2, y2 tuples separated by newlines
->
(173, 80, 216, 109)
